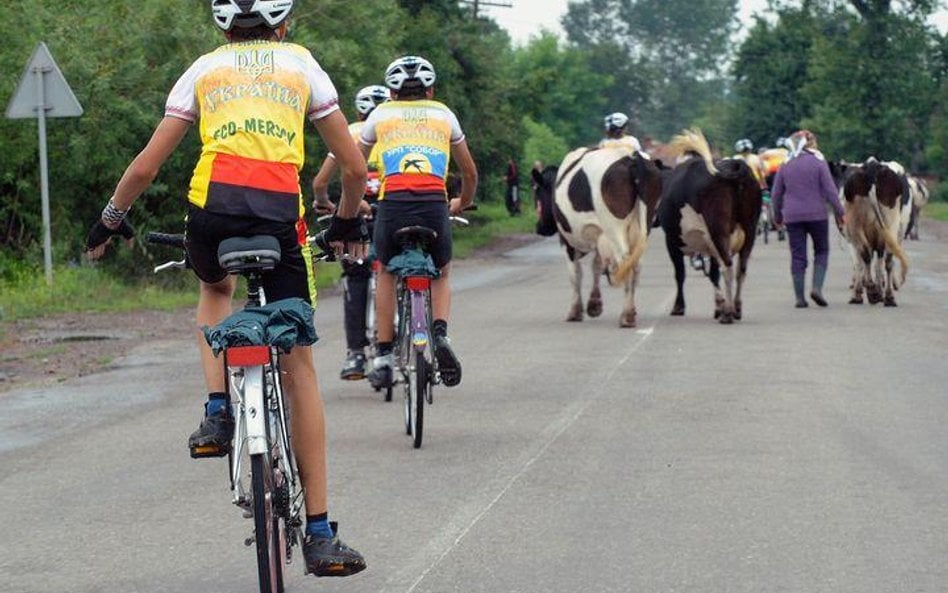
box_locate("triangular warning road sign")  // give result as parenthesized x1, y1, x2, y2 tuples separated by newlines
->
(5, 42, 83, 119)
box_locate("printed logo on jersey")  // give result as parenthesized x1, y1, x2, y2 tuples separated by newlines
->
(236, 49, 275, 79)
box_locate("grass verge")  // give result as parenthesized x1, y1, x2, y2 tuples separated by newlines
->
(924, 201, 948, 222)
(0, 200, 535, 323)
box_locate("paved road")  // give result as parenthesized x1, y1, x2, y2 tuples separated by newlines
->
(2, 224, 947, 593)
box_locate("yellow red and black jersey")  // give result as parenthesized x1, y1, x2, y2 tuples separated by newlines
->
(165, 41, 340, 222)
(358, 100, 465, 201)
(598, 135, 642, 153)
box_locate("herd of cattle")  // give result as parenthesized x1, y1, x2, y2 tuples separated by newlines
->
(532, 129, 931, 325)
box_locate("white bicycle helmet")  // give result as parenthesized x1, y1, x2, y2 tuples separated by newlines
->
(212, 0, 294, 32)
(384, 56, 437, 92)
(354, 85, 390, 116)
(604, 112, 629, 132)
(734, 138, 754, 153)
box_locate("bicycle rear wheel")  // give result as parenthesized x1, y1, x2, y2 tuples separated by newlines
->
(251, 452, 281, 593)
(407, 346, 427, 449)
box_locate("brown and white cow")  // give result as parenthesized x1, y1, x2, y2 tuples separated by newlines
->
(657, 129, 762, 324)
(840, 158, 909, 306)
(532, 147, 663, 327)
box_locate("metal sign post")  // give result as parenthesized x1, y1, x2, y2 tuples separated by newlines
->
(6, 42, 83, 286)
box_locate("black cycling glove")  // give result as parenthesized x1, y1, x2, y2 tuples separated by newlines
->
(86, 219, 135, 251)
(324, 215, 369, 243)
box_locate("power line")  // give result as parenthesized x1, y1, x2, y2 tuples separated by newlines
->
(458, 0, 513, 19)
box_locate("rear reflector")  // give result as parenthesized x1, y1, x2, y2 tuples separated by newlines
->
(372, 260, 382, 273)
(406, 276, 430, 291)
(226, 345, 271, 367)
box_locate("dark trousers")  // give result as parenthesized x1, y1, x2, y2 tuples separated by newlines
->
(786, 219, 829, 276)
(342, 260, 371, 350)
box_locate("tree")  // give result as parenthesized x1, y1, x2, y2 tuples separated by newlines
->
(563, 0, 740, 139)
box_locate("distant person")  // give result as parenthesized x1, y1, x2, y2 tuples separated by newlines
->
(772, 130, 846, 308)
(598, 112, 642, 153)
(505, 157, 521, 216)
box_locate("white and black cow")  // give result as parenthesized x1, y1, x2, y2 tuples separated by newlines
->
(658, 130, 762, 324)
(904, 175, 930, 241)
(840, 158, 909, 306)
(532, 148, 663, 327)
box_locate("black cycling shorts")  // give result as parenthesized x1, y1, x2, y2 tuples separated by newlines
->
(373, 199, 452, 269)
(185, 206, 316, 304)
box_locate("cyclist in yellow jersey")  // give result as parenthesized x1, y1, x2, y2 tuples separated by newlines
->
(85, 0, 367, 577)
(360, 56, 478, 389)
(312, 85, 390, 380)
(598, 112, 643, 153)
(732, 138, 768, 189)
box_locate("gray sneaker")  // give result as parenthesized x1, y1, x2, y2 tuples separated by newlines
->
(367, 353, 393, 389)
(303, 524, 366, 577)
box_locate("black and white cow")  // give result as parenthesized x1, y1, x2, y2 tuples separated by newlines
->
(658, 130, 762, 324)
(532, 148, 663, 327)
(840, 158, 909, 305)
(903, 175, 929, 241)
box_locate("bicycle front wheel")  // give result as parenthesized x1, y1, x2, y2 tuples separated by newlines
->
(251, 453, 281, 593)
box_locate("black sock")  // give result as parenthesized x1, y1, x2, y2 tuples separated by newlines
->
(432, 319, 448, 338)
(378, 341, 393, 356)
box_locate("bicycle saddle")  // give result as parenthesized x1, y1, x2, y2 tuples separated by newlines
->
(394, 225, 438, 249)
(218, 235, 282, 274)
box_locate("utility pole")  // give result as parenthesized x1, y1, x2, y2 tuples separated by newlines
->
(459, 0, 513, 18)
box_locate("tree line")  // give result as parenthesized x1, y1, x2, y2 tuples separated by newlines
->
(1, 0, 946, 278)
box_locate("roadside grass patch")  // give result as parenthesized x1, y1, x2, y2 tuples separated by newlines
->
(0, 200, 533, 322)
(924, 202, 948, 222)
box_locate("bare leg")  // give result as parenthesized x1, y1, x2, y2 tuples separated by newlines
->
(375, 270, 396, 343)
(196, 277, 236, 393)
(280, 346, 327, 515)
(432, 264, 451, 321)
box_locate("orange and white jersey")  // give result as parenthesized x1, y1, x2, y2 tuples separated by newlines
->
(166, 41, 340, 222)
(359, 100, 465, 201)
(598, 134, 642, 154)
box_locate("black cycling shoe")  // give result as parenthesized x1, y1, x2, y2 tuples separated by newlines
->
(303, 526, 366, 577)
(340, 351, 367, 381)
(188, 411, 234, 458)
(434, 335, 462, 387)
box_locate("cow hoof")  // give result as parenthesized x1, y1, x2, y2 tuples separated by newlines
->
(714, 309, 723, 319)
(718, 313, 734, 325)
(619, 313, 637, 328)
(566, 313, 583, 322)
(670, 305, 685, 316)
(884, 297, 897, 307)
(586, 298, 603, 318)
(867, 291, 883, 305)
(849, 297, 863, 305)
(733, 310, 742, 321)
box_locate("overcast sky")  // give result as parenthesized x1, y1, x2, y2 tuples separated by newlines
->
(484, 0, 948, 45)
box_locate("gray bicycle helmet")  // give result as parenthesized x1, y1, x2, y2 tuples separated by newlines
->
(604, 112, 629, 132)
(212, 0, 294, 32)
(355, 85, 390, 116)
(384, 56, 437, 92)
(734, 138, 754, 153)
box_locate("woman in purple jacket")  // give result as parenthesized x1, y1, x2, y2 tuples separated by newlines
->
(772, 130, 846, 308)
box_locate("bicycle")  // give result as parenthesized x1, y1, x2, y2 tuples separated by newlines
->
(386, 215, 469, 449)
(312, 213, 392, 402)
(148, 231, 308, 593)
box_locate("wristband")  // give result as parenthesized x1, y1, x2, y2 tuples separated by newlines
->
(101, 197, 128, 227)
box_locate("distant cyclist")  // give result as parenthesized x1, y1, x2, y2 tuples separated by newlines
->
(312, 84, 390, 380)
(598, 112, 643, 153)
(85, 0, 367, 577)
(358, 55, 478, 389)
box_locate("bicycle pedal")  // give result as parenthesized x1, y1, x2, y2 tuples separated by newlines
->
(189, 444, 229, 458)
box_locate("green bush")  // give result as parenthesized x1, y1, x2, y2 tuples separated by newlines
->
(930, 182, 948, 203)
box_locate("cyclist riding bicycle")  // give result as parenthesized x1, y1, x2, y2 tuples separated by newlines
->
(85, 0, 367, 577)
(598, 112, 643, 153)
(312, 84, 390, 380)
(358, 55, 478, 389)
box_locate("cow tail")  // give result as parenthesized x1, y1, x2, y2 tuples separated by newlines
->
(669, 128, 718, 175)
(867, 184, 908, 285)
(881, 224, 909, 287)
(610, 207, 649, 287)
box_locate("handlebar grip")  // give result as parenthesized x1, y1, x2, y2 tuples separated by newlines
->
(146, 232, 185, 249)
